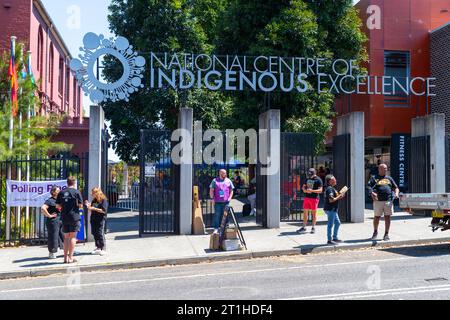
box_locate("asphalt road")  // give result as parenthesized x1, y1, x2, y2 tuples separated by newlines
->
(0, 243, 449, 300)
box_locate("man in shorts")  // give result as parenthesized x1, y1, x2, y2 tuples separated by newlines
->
(56, 176, 84, 264)
(368, 164, 399, 241)
(297, 168, 323, 234)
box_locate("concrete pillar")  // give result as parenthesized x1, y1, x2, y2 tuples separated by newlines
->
(259, 110, 281, 229)
(177, 108, 193, 235)
(411, 113, 446, 193)
(337, 112, 365, 223)
(88, 105, 105, 241)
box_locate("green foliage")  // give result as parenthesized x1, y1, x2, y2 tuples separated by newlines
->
(105, 0, 367, 160)
(0, 43, 70, 160)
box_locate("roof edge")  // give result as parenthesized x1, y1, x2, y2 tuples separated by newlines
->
(33, 0, 72, 59)
(431, 21, 450, 33)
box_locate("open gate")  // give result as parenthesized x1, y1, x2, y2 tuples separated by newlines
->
(333, 134, 351, 223)
(280, 132, 316, 222)
(139, 130, 179, 235)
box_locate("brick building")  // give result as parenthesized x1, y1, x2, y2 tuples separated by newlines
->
(328, 0, 450, 166)
(0, 0, 89, 154)
(430, 22, 450, 132)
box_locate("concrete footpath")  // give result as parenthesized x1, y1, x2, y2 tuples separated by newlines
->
(0, 209, 449, 280)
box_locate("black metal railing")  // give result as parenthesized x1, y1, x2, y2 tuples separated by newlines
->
(0, 153, 89, 245)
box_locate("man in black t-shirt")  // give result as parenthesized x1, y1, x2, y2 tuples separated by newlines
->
(297, 168, 323, 234)
(56, 176, 83, 264)
(367, 164, 399, 241)
(324, 175, 345, 245)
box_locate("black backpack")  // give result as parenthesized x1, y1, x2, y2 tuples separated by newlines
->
(242, 203, 252, 217)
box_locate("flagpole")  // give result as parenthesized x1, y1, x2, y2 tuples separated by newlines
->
(26, 51, 33, 237)
(6, 36, 17, 242)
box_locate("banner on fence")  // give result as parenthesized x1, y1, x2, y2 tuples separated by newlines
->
(6, 180, 69, 207)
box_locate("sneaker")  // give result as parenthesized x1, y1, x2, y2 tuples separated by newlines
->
(99, 250, 107, 256)
(213, 229, 219, 234)
(49, 253, 57, 260)
(383, 234, 390, 241)
(371, 231, 378, 241)
(91, 248, 101, 255)
(327, 240, 337, 245)
(297, 227, 307, 233)
(310, 228, 316, 234)
(332, 238, 343, 243)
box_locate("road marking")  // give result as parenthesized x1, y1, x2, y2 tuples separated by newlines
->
(284, 284, 450, 300)
(0, 256, 416, 294)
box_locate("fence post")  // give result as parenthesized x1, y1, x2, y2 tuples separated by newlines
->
(88, 105, 105, 242)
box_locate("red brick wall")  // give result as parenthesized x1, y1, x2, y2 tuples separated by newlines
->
(0, 0, 32, 50)
(332, 0, 450, 141)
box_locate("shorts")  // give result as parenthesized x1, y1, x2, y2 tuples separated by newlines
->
(373, 200, 394, 217)
(62, 221, 81, 234)
(303, 197, 320, 211)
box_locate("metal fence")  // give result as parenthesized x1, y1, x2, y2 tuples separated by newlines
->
(0, 153, 89, 245)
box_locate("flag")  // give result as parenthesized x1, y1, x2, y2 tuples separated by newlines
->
(8, 38, 19, 117)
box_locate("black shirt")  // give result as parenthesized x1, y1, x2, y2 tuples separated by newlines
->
(304, 176, 323, 199)
(324, 186, 340, 211)
(92, 199, 109, 216)
(368, 175, 399, 201)
(56, 188, 83, 224)
(44, 197, 60, 218)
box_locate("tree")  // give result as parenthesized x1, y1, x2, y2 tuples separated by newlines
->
(104, 0, 233, 163)
(105, 0, 367, 160)
(0, 43, 69, 160)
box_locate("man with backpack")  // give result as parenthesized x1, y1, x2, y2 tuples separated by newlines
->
(56, 176, 84, 264)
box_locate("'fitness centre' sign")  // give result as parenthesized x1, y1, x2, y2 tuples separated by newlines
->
(71, 33, 437, 103)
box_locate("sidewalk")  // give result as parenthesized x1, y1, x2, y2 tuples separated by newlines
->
(0, 209, 449, 279)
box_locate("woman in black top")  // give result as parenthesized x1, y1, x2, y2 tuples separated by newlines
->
(41, 186, 63, 259)
(324, 175, 345, 245)
(85, 187, 109, 255)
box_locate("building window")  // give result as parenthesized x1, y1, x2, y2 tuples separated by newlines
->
(49, 45, 54, 99)
(37, 27, 44, 88)
(58, 58, 64, 95)
(65, 66, 70, 106)
(384, 51, 410, 107)
(73, 79, 77, 115)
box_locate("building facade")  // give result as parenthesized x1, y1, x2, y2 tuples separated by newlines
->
(329, 0, 450, 166)
(0, 0, 88, 154)
(430, 22, 450, 132)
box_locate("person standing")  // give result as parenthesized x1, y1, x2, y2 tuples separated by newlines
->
(324, 175, 345, 245)
(209, 169, 235, 232)
(86, 187, 109, 256)
(56, 177, 83, 264)
(41, 186, 64, 259)
(297, 168, 323, 234)
(368, 164, 399, 241)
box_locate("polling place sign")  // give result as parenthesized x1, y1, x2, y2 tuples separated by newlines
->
(6, 180, 69, 207)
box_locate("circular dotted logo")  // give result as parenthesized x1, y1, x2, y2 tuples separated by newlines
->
(70, 32, 146, 103)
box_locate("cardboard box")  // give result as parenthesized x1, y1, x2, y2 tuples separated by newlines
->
(225, 228, 238, 240)
(221, 239, 241, 251)
(209, 233, 220, 250)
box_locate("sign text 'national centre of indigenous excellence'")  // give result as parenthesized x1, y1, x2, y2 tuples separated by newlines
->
(149, 53, 437, 96)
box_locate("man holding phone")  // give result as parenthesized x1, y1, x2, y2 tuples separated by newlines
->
(368, 163, 399, 241)
(297, 168, 323, 234)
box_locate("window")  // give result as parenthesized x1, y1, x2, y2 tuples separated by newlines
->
(37, 27, 44, 88)
(58, 58, 64, 95)
(73, 79, 77, 115)
(49, 44, 54, 99)
(65, 66, 70, 105)
(384, 51, 410, 107)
